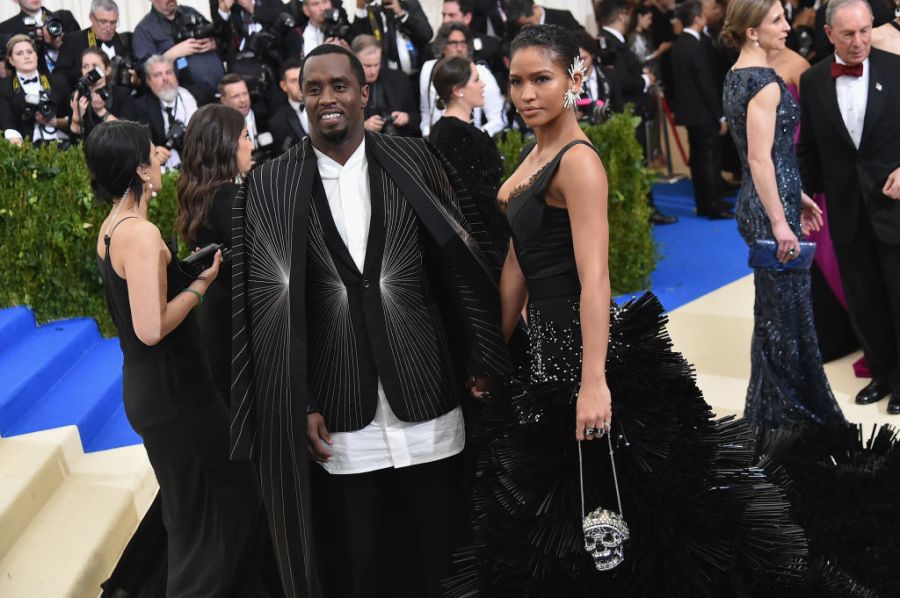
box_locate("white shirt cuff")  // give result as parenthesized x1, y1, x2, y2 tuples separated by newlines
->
(4, 129, 23, 141)
(642, 74, 651, 93)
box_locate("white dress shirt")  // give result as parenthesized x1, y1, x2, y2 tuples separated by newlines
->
(419, 59, 506, 137)
(834, 56, 869, 149)
(684, 27, 701, 41)
(312, 140, 466, 475)
(3, 71, 65, 144)
(99, 41, 117, 60)
(288, 98, 310, 133)
(159, 87, 198, 168)
(245, 109, 258, 148)
(303, 24, 325, 56)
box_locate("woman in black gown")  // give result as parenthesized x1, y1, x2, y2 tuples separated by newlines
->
(88, 121, 271, 597)
(177, 104, 254, 403)
(428, 56, 508, 258)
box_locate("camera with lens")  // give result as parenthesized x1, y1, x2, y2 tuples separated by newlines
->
(75, 67, 104, 97)
(22, 15, 64, 44)
(110, 55, 136, 88)
(379, 112, 398, 136)
(322, 8, 352, 42)
(240, 12, 295, 64)
(22, 90, 56, 122)
(165, 119, 187, 153)
(174, 12, 216, 42)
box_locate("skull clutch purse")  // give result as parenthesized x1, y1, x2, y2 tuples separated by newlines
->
(578, 430, 630, 571)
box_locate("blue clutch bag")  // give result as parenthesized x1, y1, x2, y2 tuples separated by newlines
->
(748, 239, 816, 270)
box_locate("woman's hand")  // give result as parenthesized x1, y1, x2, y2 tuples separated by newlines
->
(799, 192, 823, 236)
(772, 220, 800, 263)
(91, 90, 107, 113)
(575, 382, 612, 441)
(194, 249, 222, 288)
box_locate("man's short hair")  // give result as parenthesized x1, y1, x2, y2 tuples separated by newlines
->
(573, 30, 598, 56)
(280, 59, 303, 80)
(600, 0, 631, 25)
(217, 72, 246, 97)
(505, 0, 535, 23)
(301, 43, 366, 87)
(444, 0, 474, 15)
(143, 54, 174, 78)
(676, 0, 703, 27)
(825, 0, 873, 26)
(350, 34, 380, 55)
(90, 0, 119, 15)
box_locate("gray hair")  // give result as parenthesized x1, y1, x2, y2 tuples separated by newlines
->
(90, 0, 119, 15)
(143, 54, 174, 78)
(825, 0, 872, 26)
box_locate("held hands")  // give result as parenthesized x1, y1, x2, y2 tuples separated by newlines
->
(575, 382, 612, 441)
(799, 192, 823, 235)
(307, 412, 333, 462)
(883, 167, 900, 200)
(772, 220, 800, 263)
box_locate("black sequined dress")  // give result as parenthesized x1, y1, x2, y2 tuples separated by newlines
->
(723, 67, 845, 431)
(445, 140, 817, 598)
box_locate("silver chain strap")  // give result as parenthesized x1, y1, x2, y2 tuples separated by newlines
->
(578, 428, 624, 521)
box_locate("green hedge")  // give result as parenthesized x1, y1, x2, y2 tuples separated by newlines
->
(0, 142, 179, 336)
(496, 112, 657, 293)
(0, 115, 656, 335)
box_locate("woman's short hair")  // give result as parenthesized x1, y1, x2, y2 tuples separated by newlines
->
(720, 0, 778, 48)
(81, 46, 111, 70)
(432, 56, 473, 110)
(176, 104, 245, 243)
(510, 24, 579, 76)
(5, 34, 36, 70)
(84, 120, 152, 204)
(432, 22, 474, 58)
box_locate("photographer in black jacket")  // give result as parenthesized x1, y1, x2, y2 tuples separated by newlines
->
(350, 0, 433, 78)
(67, 47, 137, 141)
(0, 0, 80, 74)
(56, 0, 134, 94)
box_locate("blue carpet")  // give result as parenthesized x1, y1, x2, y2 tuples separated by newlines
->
(617, 180, 750, 311)
(0, 179, 749, 451)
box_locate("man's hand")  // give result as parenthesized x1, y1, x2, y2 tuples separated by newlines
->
(154, 146, 172, 165)
(657, 40, 673, 53)
(324, 37, 351, 49)
(307, 412, 333, 462)
(218, 0, 235, 12)
(643, 69, 657, 87)
(719, 119, 729, 136)
(883, 167, 900, 200)
(390, 111, 409, 127)
(383, 0, 405, 17)
(364, 114, 385, 132)
(165, 38, 205, 59)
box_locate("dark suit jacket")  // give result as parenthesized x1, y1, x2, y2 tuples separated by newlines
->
(135, 92, 175, 147)
(599, 29, 649, 114)
(543, 7, 585, 32)
(210, 0, 300, 64)
(0, 9, 80, 73)
(670, 32, 723, 127)
(0, 71, 69, 141)
(364, 67, 420, 136)
(350, 0, 433, 71)
(268, 102, 306, 153)
(230, 132, 510, 596)
(798, 48, 900, 245)
(56, 28, 132, 91)
(471, 0, 506, 37)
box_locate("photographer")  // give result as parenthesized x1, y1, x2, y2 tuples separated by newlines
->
(56, 0, 134, 94)
(0, 35, 68, 146)
(68, 47, 137, 140)
(300, 0, 352, 53)
(132, 0, 226, 103)
(353, 34, 419, 136)
(0, 0, 80, 73)
(135, 54, 198, 169)
(176, 104, 253, 402)
(213, 0, 301, 65)
(351, 0, 433, 77)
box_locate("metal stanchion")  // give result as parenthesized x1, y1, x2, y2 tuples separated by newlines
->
(656, 89, 687, 184)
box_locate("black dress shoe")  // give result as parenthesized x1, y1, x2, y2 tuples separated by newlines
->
(650, 209, 678, 225)
(888, 391, 900, 415)
(699, 208, 735, 220)
(855, 380, 891, 405)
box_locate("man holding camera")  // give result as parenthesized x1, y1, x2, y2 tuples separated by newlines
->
(135, 54, 198, 169)
(132, 0, 226, 103)
(351, 0, 432, 78)
(0, 0, 80, 73)
(214, 0, 301, 65)
(353, 34, 418, 136)
(56, 0, 133, 93)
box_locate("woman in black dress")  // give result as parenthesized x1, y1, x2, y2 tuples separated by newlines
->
(67, 47, 137, 140)
(429, 56, 507, 258)
(88, 120, 271, 597)
(177, 104, 254, 403)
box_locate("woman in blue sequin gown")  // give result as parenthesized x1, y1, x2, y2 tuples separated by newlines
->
(721, 0, 845, 431)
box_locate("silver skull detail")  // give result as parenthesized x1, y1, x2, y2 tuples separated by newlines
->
(583, 507, 630, 571)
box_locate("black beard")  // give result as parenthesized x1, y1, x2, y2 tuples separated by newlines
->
(319, 125, 349, 143)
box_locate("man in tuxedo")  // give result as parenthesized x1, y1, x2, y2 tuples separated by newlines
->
(600, 0, 678, 225)
(671, 0, 734, 219)
(0, 0, 80, 74)
(135, 54, 199, 169)
(218, 73, 267, 147)
(268, 59, 308, 153)
(56, 0, 132, 92)
(353, 34, 419, 136)
(798, 0, 900, 411)
(504, 0, 585, 35)
(230, 43, 509, 598)
(350, 0, 433, 78)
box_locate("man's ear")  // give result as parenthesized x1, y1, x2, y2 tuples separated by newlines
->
(361, 83, 369, 109)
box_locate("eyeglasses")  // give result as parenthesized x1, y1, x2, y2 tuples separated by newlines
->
(91, 17, 118, 27)
(446, 40, 468, 46)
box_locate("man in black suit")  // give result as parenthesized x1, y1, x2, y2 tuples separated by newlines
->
(350, 0, 433, 78)
(504, 0, 585, 35)
(56, 0, 132, 92)
(671, 0, 733, 219)
(230, 43, 508, 597)
(353, 33, 419, 136)
(599, 0, 678, 224)
(135, 54, 199, 169)
(0, 0, 80, 74)
(798, 0, 900, 411)
(470, 0, 507, 38)
(268, 59, 308, 153)
(439, 0, 506, 89)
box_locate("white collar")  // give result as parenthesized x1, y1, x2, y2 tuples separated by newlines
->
(313, 139, 366, 179)
(835, 54, 868, 70)
(17, 70, 39, 81)
(288, 98, 303, 113)
(602, 26, 625, 44)
(684, 28, 701, 41)
(538, 6, 546, 25)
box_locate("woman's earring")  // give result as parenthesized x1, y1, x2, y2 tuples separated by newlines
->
(564, 88, 580, 110)
(895, 3, 900, 18)
(753, 39, 760, 48)
(147, 179, 157, 199)
(457, 92, 464, 97)
(565, 55, 587, 110)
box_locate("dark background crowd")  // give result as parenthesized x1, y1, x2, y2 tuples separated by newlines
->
(0, 0, 897, 198)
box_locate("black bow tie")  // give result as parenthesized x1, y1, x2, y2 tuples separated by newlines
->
(20, 76, 38, 84)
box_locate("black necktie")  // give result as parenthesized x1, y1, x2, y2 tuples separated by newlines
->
(164, 106, 175, 129)
(20, 76, 38, 84)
